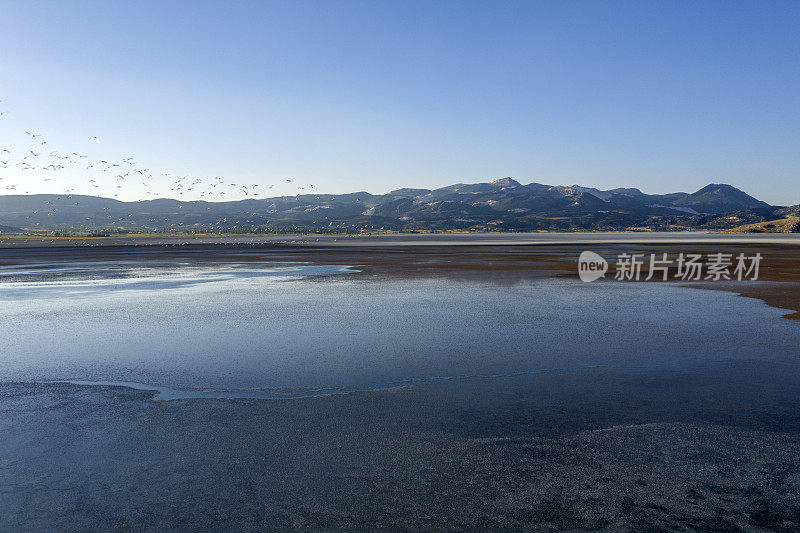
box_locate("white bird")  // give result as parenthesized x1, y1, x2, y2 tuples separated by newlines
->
(89, 136, 100, 143)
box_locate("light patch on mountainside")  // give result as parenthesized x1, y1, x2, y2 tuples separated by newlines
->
(648, 204, 702, 215)
(572, 186, 612, 202)
(553, 185, 612, 202)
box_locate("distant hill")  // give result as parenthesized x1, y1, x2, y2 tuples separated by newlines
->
(776, 204, 800, 218)
(669, 184, 770, 214)
(0, 180, 786, 233)
(726, 217, 800, 233)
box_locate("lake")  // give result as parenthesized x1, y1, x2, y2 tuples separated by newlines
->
(2, 256, 799, 396)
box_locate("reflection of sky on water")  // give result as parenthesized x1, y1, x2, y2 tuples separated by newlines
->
(0, 263, 356, 298)
(1, 263, 799, 397)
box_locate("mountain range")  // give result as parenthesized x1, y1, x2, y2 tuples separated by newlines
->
(0, 179, 797, 234)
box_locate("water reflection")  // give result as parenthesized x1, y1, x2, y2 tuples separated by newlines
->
(1, 264, 799, 396)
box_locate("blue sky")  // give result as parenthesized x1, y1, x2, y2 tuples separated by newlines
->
(0, 0, 798, 203)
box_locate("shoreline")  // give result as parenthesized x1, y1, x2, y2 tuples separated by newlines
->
(2, 231, 800, 248)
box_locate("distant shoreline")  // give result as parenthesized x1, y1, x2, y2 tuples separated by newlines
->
(2, 231, 800, 248)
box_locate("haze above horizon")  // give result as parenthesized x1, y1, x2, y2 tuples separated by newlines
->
(0, 0, 798, 204)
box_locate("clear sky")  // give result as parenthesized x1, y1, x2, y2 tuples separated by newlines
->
(0, 0, 798, 203)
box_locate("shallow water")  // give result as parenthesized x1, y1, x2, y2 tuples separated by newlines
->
(2, 261, 798, 398)
(3, 254, 800, 530)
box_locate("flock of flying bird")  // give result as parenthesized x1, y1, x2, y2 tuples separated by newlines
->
(0, 130, 313, 199)
(0, 104, 314, 195)
(0, 106, 333, 232)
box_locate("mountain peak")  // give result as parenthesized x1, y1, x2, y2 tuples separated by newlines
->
(607, 187, 645, 197)
(695, 183, 742, 195)
(490, 177, 521, 188)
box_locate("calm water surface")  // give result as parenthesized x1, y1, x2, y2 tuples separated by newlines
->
(2, 260, 798, 398)
(3, 255, 800, 530)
